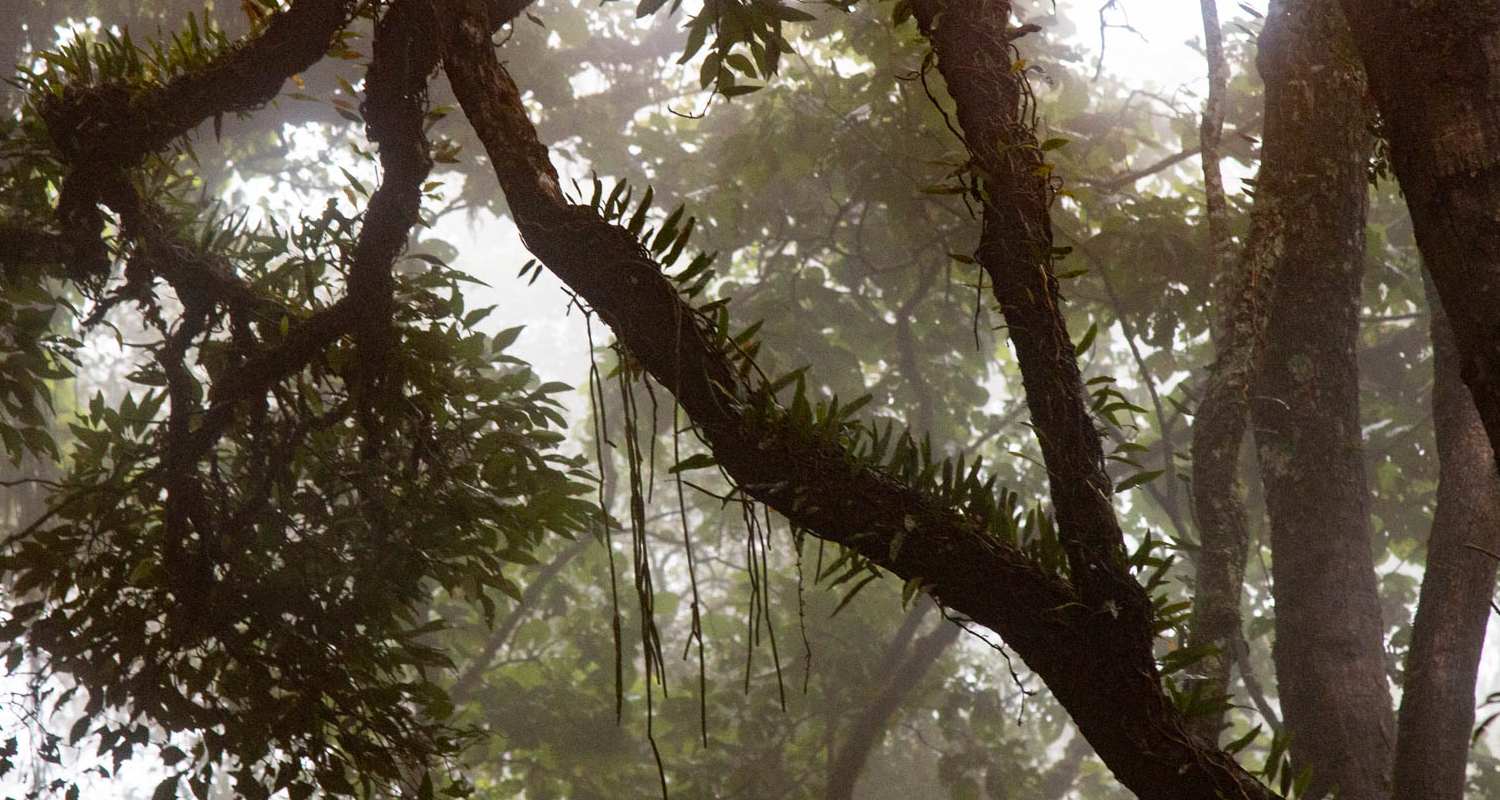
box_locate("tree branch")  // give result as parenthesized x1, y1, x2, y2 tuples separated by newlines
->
(437, 2, 1276, 796)
(39, 0, 358, 278)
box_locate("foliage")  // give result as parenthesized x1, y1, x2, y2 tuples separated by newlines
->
(0, 0, 1494, 798)
(0, 11, 595, 797)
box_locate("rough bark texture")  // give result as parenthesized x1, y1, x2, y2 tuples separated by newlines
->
(1337, 0, 1500, 471)
(438, 2, 1278, 796)
(913, 0, 1128, 603)
(1247, 4, 1392, 798)
(1185, 0, 1258, 745)
(906, 4, 1268, 794)
(1392, 283, 1500, 800)
(826, 604, 960, 800)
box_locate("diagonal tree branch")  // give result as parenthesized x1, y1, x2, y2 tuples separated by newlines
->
(449, 537, 592, 702)
(825, 601, 960, 800)
(907, 0, 1130, 608)
(436, 2, 1276, 796)
(40, 0, 357, 167)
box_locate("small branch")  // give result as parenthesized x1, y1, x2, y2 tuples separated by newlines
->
(449, 537, 592, 702)
(1079, 145, 1203, 192)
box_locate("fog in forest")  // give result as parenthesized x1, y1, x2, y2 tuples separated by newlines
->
(3, 1, 1500, 799)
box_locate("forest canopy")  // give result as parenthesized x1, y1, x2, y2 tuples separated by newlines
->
(2, 1, 1500, 799)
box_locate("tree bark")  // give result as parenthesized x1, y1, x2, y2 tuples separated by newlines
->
(437, 2, 1279, 796)
(1185, 0, 1267, 744)
(1392, 282, 1500, 800)
(1336, 0, 1500, 472)
(1247, 4, 1393, 798)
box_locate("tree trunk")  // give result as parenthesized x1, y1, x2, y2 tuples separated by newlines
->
(1248, 4, 1393, 798)
(1391, 281, 1500, 800)
(826, 604, 960, 800)
(1186, 0, 1285, 743)
(1336, 0, 1500, 472)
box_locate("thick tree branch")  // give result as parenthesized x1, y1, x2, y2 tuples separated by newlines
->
(1243, 5, 1394, 797)
(908, 0, 1129, 607)
(1393, 279, 1500, 800)
(40, 0, 357, 277)
(903, 5, 1273, 796)
(438, 2, 1276, 796)
(1335, 0, 1500, 471)
(40, 0, 356, 167)
(200, 1, 434, 459)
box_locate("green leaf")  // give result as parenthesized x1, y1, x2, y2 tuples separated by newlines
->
(636, 0, 670, 17)
(1224, 724, 1262, 755)
(901, 576, 925, 608)
(725, 53, 757, 77)
(1040, 137, 1071, 152)
(68, 717, 90, 745)
(830, 573, 879, 617)
(1115, 469, 1164, 492)
(492, 325, 525, 351)
(626, 185, 653, 235)
(699, 52, 721, 90)
(669, 453, 718, 473)
(1074, 322, 1099, 356)
(679, 17, 711, 64)
(837, 394, 872, 419)
(772, 5, 818, 22)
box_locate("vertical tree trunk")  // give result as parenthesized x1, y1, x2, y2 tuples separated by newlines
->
(1336, 0, 1500, 470)
(1392, 282, 1500, 800)
(1186, 0, 1271, 743)
(1248, 3, 1393, 798)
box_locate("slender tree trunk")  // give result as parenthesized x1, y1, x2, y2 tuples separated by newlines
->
(1036, 733, 1091, 800)
(1247, 4, 1392, 798)
(1336, 1, 1500, 470)
(825, 605, 960, 800)
(1392, 282, 1500, 800)
(1186, 0, 1266, 744)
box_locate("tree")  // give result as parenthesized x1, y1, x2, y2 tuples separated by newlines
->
(1336, 1, 1500, 470)
(3, 1, 1499, 799)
